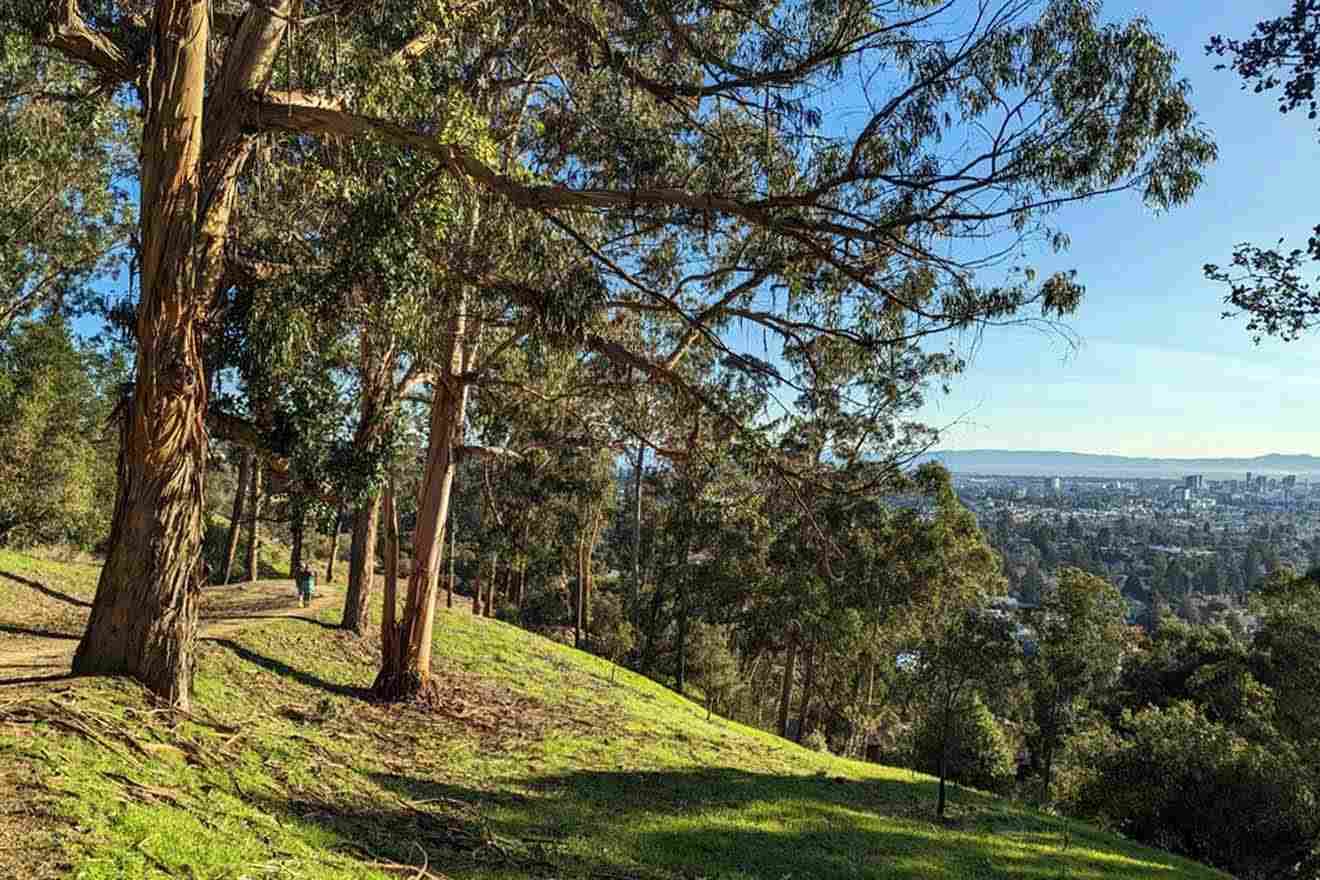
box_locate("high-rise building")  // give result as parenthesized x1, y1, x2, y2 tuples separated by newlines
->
(1283, 474, 1298, 488)
(1185, 474, 1204, 491)
(1049, 476, 1062, 494)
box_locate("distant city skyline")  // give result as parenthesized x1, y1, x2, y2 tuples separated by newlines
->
(913, 1, 1320, 460)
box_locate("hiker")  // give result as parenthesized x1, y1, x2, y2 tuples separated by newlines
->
(296, 567, 316, 608)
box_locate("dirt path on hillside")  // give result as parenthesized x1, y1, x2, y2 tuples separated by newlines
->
(0, 580, 338, 686)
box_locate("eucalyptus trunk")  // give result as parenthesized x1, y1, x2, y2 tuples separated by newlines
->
(289, 503, 305, 578)
(73, 0, 215, 709)
(245, 463, 263, 582)
(372, 296, 470, 702)
(325, 503, 343, 582)
(341, 492, 382, 634)
(631, 443, 644, 625)
(380, 476, 401, 665)
(777, 637, 798, 739)
(795, 641, 817, 744)
(446, 505, 456, 609)
(219, 451, 250, 583)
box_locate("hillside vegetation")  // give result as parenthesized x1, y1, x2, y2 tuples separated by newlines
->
(0, 552, 1225, 880)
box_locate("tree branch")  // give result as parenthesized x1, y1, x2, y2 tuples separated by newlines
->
(39, 0, 140, 83)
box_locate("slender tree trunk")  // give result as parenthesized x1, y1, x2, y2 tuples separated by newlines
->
(573, 542, 582, 646)
(381, 476, 401, 664)
(640, 584, 666, 675)
(778, 638, 798, 739)
(325, 503, 342, 582)
(219, 451, 250, 584)
(484, 552, 497, 618)
(246, 463, 263, 582)
(341, 492, 382, 634)
(581, 508, 602, 648)
(631, 443, 644, 625)
(675, 579, 689, 694)
(289, 502, 305, 578)
(673, 519, 692, 694)
(937, 740, 949, 818)
(516, 564, 526, 608)
(795, 641, 817, 743)
(446, 507, 455, 609)
(372, 292, 471, 702)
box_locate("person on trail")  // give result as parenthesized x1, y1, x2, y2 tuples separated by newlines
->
(296, 567, 316, 608)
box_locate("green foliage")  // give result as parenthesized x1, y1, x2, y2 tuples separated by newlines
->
(588, 590, 636, 671)
(912, 694, 1018, 795)
(1027, 567, 1129, 801)
(802, 727, 830, 754)
(1068, 702, 1320, 880)
(0, 35, 134, 327)
(0, 315, 118, 547)
(685, 620, 742, 720)
(1204, 5, 1320, 341)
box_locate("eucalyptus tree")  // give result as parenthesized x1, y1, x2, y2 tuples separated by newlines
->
(11, 0, 1213, 706)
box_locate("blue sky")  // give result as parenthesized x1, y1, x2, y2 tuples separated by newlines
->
(907, 1, 1320, 458)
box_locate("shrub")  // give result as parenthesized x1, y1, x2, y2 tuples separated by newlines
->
(911, 694, 1017, 794)
(803, 728, 831, 754)
(1069, 702, 1320, 880)
(686, 621, 742, 720)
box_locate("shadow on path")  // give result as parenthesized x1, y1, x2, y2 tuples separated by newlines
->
(0, 672, 76, 687)
(0, 623, 79, 640)
(0, 570, 92, 608)
(203, 613, 339, 632)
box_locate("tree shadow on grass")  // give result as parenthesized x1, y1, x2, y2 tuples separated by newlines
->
(0, 671, 76, 687)
(203, 612, 339, 632)
(0, 623, 79, 640)
(204, 638, 370, 699)
(279, 768, 1194, 880)
(0, 570, 92, 608)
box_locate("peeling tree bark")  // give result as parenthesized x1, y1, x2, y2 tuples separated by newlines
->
(71, 0, 214, 709)
(372, 292, 471, 702)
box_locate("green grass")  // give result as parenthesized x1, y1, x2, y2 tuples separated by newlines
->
(0, 558, 1228, 880)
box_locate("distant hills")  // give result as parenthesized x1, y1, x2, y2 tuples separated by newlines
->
(916, 450, 1320, 479)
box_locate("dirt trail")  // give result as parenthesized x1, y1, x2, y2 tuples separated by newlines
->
(0, 580, 338, 685)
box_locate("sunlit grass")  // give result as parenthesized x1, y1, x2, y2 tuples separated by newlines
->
(0, 563, 1228, 880)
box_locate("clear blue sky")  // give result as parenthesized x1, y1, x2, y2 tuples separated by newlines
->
(909, 1, 1320, 458)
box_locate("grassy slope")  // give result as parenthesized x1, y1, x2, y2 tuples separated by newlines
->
(0, 551, 1226, 880)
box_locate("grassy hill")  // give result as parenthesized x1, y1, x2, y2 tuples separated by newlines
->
(0, 550, 1227, 879)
